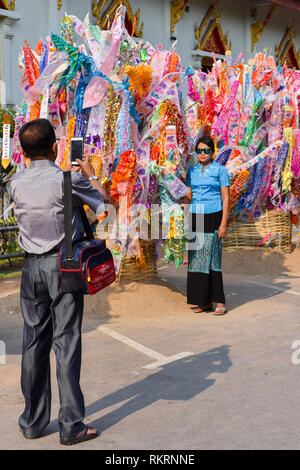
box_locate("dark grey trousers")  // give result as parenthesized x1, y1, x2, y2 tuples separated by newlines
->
(19, 252, 85, 438)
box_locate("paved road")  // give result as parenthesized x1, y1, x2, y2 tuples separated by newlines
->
(1, 265, 300, 450)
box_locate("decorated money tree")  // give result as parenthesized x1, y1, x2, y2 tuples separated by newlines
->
(5, 6, 300, 270)
(12, 6, 191, 270)
(185, 52, 300, 222)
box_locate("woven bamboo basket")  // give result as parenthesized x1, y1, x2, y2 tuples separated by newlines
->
(117, 239, 157, 283)
(223, 209, 292, 253)
(95, 221, 157, 282)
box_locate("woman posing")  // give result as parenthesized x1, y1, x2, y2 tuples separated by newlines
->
(185, 136, 230, 315)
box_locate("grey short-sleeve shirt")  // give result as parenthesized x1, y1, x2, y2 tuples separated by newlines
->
(10, 159, 105, 254)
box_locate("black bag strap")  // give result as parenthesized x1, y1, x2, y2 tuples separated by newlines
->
(63, 172, 94, 261)
(64, 171, 73, 260)
(78, 206, 94, 241)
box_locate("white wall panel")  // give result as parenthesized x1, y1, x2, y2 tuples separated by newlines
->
(0, 0, 299, 107)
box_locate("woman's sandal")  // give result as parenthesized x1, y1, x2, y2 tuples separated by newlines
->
(213, 306, 227, 316)
(192, 303, 213, 314)
(60, 426, 98, 446)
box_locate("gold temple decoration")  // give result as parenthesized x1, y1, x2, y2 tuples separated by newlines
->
(170, 0, 187, 36)
(275, 23, 300, 69)
(57, 0, 62, 11)
(1, 0, 15, 10)
(194, 2, 231, 54)
(92, 0, 144, 37)
(251, 4, 278, 53)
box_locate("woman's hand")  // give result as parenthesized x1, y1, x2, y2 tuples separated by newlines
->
(183, 187, 192, 206)
(218, 223, 227, 240)
(76, 155, 95, 179)
(185, 187, 192, 200)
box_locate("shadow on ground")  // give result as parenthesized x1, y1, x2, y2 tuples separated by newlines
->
(45, 345, 232, 437)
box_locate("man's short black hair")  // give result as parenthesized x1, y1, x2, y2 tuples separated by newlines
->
(19, 119, 56, 159)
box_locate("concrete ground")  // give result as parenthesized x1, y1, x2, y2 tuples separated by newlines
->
(1, 263, 300, 450)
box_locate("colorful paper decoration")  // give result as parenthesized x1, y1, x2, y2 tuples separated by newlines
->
(10, 5, 300, 270)
(2, 114, 11, 169)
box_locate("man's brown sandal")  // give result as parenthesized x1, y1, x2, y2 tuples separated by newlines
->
(60, 426, 98, 446)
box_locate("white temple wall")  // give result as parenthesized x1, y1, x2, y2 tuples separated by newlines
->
(0, 0, 299, 108)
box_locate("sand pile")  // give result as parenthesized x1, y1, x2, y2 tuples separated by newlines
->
(0, 277, 189, 327)
(223, 247, 300, 276)
(1, 246, 300, 322)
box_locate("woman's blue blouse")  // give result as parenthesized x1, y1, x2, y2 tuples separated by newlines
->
(186, 160, 230, 214)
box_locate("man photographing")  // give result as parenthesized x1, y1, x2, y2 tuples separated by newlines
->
(11, 118, 106, 446)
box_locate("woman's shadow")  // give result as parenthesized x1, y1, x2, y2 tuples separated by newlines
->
(84, 344, 232, 434)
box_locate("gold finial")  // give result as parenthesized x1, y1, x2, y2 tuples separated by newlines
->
(170, 0, 186, 36)
(92, 0, 143, 37)
(1, 0, 15, 10)
(251, 4, 278, 52)
(275, 23, 300, 68)
(194, 2, 230, 53)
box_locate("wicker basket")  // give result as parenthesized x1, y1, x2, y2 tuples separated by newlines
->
(116, 239, 157, 283)
(223, 209, 292, 253)
(95, 221, 157, 282)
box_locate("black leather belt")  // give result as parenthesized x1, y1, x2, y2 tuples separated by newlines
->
(25, 247, 60, 258)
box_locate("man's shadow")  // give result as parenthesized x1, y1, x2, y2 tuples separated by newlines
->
(47, 345, 231, 436)
(83, 345, 232, 433)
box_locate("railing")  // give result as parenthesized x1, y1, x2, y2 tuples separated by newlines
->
(0, 218, 24, 262)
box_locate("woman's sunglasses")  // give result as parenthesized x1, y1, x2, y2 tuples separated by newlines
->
(196, 148, 211, 155)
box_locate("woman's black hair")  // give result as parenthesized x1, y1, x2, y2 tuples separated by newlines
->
(195, 135, 215, 154)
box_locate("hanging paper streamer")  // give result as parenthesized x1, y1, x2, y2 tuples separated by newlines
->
(266, 233, 281, 252)
(255, 232, 271, 249)
(229, 169, 250, 212)
(211, 80, 239, 144)
(270, 142, 289, 207)
(12, 115, 25, 165)
(0, 202, 15, 220)
(282, 127, 294, 192)
(214, 147, 232, 166)
(291, 131, 300, 179)
(61, 15, 77, 47)
(2, 114, 11, 169)
(239, 157, 265, 213)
